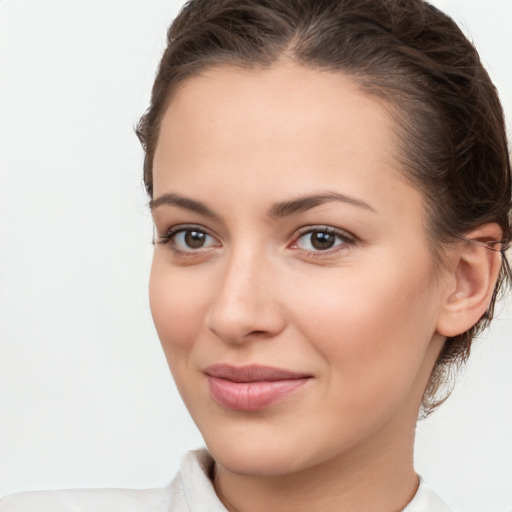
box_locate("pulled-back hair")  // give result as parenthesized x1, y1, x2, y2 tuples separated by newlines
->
(137, 0, 511, 415)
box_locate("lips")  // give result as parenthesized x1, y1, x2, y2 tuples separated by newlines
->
(203, 364, 312, 411)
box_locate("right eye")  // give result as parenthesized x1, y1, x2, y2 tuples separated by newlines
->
(158, 226, 220, 253)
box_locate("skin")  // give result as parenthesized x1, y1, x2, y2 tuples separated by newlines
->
(148, 62, 500, 512)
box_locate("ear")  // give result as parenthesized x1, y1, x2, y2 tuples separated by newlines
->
(436, 223, 504, 338)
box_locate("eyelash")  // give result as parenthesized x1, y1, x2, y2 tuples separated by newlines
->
(156, 224, 357, 257)
(156, 224, 218, 256)
(290, 226, 356, 256)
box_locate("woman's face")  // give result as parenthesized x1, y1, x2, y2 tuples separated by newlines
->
(149, 63, 447, 476)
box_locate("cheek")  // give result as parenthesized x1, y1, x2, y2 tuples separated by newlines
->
(149, 256, 209, 361)
(288, 254, 440, 388)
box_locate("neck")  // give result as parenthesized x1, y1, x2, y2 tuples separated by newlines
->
(213, 418, 419, 512)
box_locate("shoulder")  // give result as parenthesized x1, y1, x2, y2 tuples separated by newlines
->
(0, 449, 225, 512)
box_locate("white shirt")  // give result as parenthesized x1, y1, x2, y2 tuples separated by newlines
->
(0, 449, 454, 511)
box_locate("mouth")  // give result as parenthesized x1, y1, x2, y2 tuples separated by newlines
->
(203, 364, 312, 411)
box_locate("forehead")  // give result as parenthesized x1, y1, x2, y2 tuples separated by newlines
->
(153, 62, 419, 220)
(156, 62, 395, 162)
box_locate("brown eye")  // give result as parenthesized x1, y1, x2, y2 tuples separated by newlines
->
(294, 227, 353, 252)
(184, 230, 207, 249)
(159, 227, 219, 252)
(310, 231, 336, 250)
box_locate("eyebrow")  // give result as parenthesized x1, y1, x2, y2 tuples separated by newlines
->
(149, 193, 219, 219)
(268, 192, 377, 218)
(149, 191, 376, 219)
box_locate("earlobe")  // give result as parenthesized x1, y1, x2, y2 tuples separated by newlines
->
(436, 223, 504, 338)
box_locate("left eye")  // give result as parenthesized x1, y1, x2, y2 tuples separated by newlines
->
(294, 228, 351, 251)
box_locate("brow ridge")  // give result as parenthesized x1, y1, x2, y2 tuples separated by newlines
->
(149, 193, 218, 218)
(150, 191, 375, 220)
(268, 192, 376, 218)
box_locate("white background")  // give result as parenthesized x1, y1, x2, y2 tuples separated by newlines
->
(0, 1, 511, 511)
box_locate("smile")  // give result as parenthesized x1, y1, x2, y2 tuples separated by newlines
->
(203, 365, 312, 411)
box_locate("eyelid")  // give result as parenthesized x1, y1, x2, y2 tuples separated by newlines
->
(294, 225, 355, 239)
(157, 224, 221, 251)
(155, 223, 356, 257)
(289, 225, 357, 253)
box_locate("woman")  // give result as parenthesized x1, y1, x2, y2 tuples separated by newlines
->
(1, 0, 510, 510)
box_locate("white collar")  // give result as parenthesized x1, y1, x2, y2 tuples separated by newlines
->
(177, 449, 455, 512)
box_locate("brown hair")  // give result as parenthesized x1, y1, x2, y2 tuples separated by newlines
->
(137, 0, 512, 415)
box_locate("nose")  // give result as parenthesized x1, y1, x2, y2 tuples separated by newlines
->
(206, 248, 287, 344)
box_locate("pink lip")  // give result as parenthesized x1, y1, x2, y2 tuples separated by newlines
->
(203, 364, 312, 411)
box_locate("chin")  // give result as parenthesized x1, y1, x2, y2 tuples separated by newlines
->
(204, 431, 312, 477)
